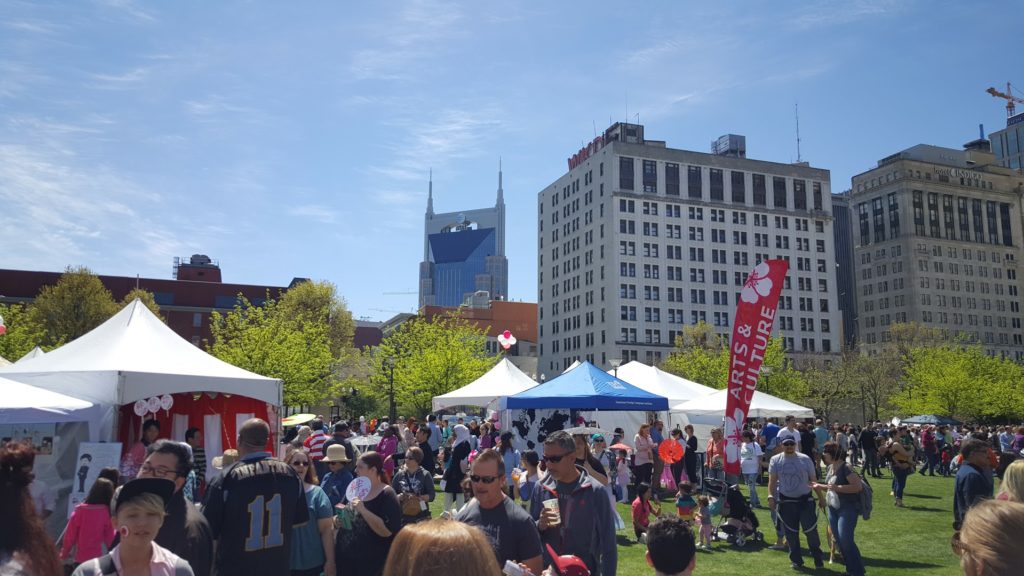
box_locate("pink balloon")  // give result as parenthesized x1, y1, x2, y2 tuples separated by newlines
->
(502, 330, 511, 339)
(0, 325, 6, 335)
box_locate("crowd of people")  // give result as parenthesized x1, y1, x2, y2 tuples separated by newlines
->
(2, 411, 1024, 576)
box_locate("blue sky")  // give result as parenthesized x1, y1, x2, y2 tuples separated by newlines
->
(1, 0, 1020, 321)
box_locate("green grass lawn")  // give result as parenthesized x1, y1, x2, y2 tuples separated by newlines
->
(431, 470, 975, 576)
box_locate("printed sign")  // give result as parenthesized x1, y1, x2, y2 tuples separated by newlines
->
(723, 260, 788, 476)
(67, 441, 123, 516)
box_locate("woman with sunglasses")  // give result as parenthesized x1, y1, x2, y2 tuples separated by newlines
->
(285, 451, 336, 576)
(392, 447, 435, 526)
(336, 452, 402, 576)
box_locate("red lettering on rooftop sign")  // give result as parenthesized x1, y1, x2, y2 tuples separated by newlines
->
(567, 135, 605, 171)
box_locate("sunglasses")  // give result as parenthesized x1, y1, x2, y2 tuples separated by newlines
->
(542, 452, 571, 464)
(292, 461, 310, 467)
(470, 475, 500, 484)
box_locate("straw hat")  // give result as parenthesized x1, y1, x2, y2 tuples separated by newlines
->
(322, 444, 351, 463)
(212, 449, 239, 470)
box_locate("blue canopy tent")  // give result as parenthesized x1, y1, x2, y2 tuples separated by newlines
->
(500, 361, 669, 411)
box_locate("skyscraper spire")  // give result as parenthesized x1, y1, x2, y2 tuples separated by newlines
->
(427, 168, 434, 216)
(497, 157, 504, 206)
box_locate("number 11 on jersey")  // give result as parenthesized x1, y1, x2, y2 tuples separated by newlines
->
(245, 494, 284, 551)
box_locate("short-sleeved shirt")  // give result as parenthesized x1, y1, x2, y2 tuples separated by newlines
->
(775, 427, 800, 447)
(335, 488, 403, 576)
(202, 454, 309, 576)
(760, 423, 780, 448)
(768, 452, 816, 498)
(739, 442, 763, 475)
(813, 427, 829, 452)
(456, 497, 543, 567)
(290, 485, 333, 571)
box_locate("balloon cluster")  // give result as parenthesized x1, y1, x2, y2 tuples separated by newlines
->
(497, 330, 516, 350)
(0, 313, 6, 336)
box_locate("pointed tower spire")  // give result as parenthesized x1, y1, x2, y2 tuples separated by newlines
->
(496, 157, 504, 206)
(427, 168, 434, 216)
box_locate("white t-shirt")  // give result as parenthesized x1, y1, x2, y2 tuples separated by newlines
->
(776, 427, 800, 446)
(29, 480, 54, 516)
(739, 442, 763, 475)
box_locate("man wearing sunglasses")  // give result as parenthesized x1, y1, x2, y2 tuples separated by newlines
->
(455, 449, 543, 575)
(529, 430, 617, 576)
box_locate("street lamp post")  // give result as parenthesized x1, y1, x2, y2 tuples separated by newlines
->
(384, 358, 397, 424)
(609, 358, 623, 378)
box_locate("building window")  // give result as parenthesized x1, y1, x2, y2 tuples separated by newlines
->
(620, 157, 634, 191)
(858, 202, 870, 246)
(731, 171, 746, 204)
(1000, 203, 1013, 246)
(773, 177, 787, 209)
(709, 169, 724, 201)
(753, 174, 767, 206)
(794, 180, 807, 210)
(872, 197, 885, 243)
(666, 163, 680, 196)
(643, 160, 657, 193)
(193, 313, 202, 328)
(688, 166, 702, 199)
(812, 182, 823, 211)
(913, 191, 925, 237)
(888, 192, 900, 238)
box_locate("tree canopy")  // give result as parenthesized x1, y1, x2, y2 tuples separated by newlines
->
(31, 266, 120, 347)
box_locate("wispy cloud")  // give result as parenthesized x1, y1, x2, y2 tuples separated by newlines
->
(0, 60, 51, 99)
(2, 19, 62, 34)
(88, 66, 151, 90)
(349, 0, 465, 81)
(94, 0, 157, 23)
(288, 204, 339, 224)
(790, 0, 905, 29)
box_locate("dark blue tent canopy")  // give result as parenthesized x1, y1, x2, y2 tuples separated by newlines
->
(500, 361, 669, 410)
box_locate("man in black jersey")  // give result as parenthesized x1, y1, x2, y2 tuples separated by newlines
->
(203, 418, 308, 576)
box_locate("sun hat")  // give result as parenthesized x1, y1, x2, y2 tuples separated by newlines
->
(322, 444, 351, 463)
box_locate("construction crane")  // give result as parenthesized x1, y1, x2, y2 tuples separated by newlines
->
(986, 82, 1024, 118)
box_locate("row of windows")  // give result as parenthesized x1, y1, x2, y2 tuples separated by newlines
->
(857, 167, 996, 193)
(618, 157, 826, 212)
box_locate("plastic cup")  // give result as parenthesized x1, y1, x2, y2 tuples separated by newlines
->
(543, 498, 561, 526)
(512, 469, 521, 482)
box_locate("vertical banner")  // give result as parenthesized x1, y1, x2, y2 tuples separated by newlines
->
(724, 260, 789, 476)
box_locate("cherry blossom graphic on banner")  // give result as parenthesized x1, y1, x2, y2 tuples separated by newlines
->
(723, 260, 789, 476)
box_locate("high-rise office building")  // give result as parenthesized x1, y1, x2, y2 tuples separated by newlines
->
(831, 191, 858, 348)
(419, 169, 508, 308)
(990, 112, 1024, 171)
(537, 122, 842, 375)
(850, 141, 1024, 358)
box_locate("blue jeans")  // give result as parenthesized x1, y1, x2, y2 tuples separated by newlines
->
(743, 473, 760, 507)
(892, 466, 910, 499)
(828, 501, 865, 576)
(777, 496, 823, 566)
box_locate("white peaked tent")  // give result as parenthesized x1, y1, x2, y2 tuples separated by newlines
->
(0, 355, 10, 367)
(15, 346, 46, 364)
(432, 358, 538, 411)
(0, 375, 114, 440)
(0, 299, 282, 406)
(670, 388, 814, 419)
(609, 361, 716, 406)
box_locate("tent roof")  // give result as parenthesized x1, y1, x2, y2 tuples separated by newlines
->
(609, 361, 716, 406)
(0, 375, 93, 420)
(669, 388, 813, 419)
(501, 361, 669, 410)
(15, 346, 46, 364)
(0, 355, 9, 367)
(901, 414, 962, 426)
(0, 299, 282, 406)
(432, 358, 538, 411)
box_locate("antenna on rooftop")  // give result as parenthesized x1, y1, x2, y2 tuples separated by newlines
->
(795, 102, 803, 163)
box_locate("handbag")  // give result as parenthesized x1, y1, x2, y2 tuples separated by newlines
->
(401, 494, 423, 516)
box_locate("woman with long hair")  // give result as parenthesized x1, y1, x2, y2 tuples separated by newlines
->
(813, 441, 865, 576)
(683, 425, 699, 489)
(634, 423, 655, 489)
(497, 431, 520, 498)
(954, 499, 1024, 576)
(285, 451, 336, 576)
(60, 478, 116, 566)
(996, 459, 1024, 502)
(382, 519, 501, 576)
(335, 452, 402, 576)
(121, 418, 160, 481)
(706, 428, 727, 482)
(887, 428, 914, 507)
(1, 442, 63, 576)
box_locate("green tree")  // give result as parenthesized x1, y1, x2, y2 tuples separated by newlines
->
(801, 351, 859, 424)
(121, 288, 164, 320)
(369, 312, 496, 419)
(754, 337, 809, 403)
(853, 350, 903, 423)
(274, 280, 355, 357)
(208, 295, 335, 406)
(660, 322, 729, 388)
(30, 266, 119, 346)
(891, 345, 1015, 421)
(0, 302, 48, 362)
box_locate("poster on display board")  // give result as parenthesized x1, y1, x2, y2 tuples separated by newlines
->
(67, 442, 122, 517)
(0, 423, 56, 455)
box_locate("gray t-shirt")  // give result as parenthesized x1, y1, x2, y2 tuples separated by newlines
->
(456, 496, 543, 566)
(768, 452, 816, 498)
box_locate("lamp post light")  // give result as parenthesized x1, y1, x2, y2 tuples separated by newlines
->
(609, 358, 623, 378)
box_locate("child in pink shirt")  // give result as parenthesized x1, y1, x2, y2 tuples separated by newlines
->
(60, 478, 115, 564)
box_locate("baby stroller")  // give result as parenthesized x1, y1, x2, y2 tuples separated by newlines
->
(717, 484, 763, 547)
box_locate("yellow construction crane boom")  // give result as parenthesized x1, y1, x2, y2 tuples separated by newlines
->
(987, 82, 1024, 118)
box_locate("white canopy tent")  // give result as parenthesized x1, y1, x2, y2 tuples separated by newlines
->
(670, 388, 814, 419)
(15, 346, 46, 364)
(0, 299, 282, 407)
(0, 355, 9, 367)
(0, 376, 113, 440)
(609, 361, 716, 406)
(432, 358, 538, 412)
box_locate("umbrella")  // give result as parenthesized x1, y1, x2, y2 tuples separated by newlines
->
(351, 434, 382, 447)
(565, 426, 610, 437)
(609, 443, 633, 452)
(659, 441, 684, 464)
(901, 414, 962, 426)
(281, 413, 316, 427)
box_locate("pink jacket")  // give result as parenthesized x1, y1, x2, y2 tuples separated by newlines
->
(61, 503, 114, 563)
(377, 435, 398, 473)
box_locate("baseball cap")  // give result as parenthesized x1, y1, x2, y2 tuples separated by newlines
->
(781, 437, 797, 446)
(545, 544, 591, 576)
(115, 478, 175, 512)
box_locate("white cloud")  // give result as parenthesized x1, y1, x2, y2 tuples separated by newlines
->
(790, 0, 905, 29)
(288, 204, 339, 224)
(94, 0, 157, 23)
(349, 0, 465, 81)
(88, 66, 151, 90)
